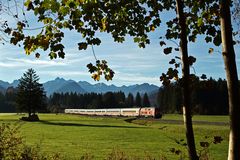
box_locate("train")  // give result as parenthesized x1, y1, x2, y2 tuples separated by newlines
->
(65, 107, 162, 118)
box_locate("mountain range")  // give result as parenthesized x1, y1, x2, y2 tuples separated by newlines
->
(0, 77, 159, 96)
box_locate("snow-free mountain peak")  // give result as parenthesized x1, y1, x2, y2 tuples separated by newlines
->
(0, 78, 159, 96)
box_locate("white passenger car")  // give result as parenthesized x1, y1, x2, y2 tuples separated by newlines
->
(65, 107, 162, 118)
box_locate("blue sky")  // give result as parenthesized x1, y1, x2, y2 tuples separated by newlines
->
(0, 6, 240, 86)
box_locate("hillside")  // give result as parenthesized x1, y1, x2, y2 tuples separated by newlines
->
(0, 78, 159, 96)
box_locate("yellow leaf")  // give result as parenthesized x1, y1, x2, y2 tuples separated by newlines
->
(101, 18, 107, 32)
(96, 74, 100, 81)
(92, 74, 100, 81)
(150, 25, 155, 32)
(208, 48, 214, 54)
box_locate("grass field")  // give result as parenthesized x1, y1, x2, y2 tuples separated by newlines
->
(0, 114, 229, 159)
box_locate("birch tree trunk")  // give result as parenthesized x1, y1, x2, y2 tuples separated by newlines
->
(176, 0, 199, 159)
(220, 1, 240, 160)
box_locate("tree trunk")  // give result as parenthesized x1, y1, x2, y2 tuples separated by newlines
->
(220, 1, 240, 160)
(28, 108, 31, 117)
(176, 0, 199, 159)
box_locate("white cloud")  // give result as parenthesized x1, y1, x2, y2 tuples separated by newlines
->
(38, 70, 90, 76)
(6, 57, 66, 66)
(0, 62, 23, 68)
(114, 72, 160, 86)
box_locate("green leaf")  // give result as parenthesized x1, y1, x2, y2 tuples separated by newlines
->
(188, 56, 196, 66)
(169, 59, 176, 64)
(87, 63, 96, 73)
(163, 47, 172, 55)
(92, 38, 101, 45)
(58, 51, 65, 59)
(175, 63, 180, 68)
(78, 42, 88, 50)
(59, 6, 69, 15)
(25, 0, 34, 11)
(35, 53, 40, 58)
(4, 27, 12, 34)
(174, 48, 179, 51)
(213, 33, 221, 46)
(205, 36, 212, 43)
(49, 52, 57, 59)
(197, 18, 204, 27)
(134, 37, 140, 43)
(159, 41, 166, 46)
(200, 74, 207, 80)
(175, 56, 181, 60)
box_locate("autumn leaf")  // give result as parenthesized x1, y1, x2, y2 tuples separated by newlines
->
(78, 42, 88, 50)
(150, 25, 155, 31)
(208, 48, 214, 54)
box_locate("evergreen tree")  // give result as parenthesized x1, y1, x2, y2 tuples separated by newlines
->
(16, 68, 46, 118)
(135, 92, 142, 107)
(142, 93, 150, 107)
(115, 91, 125, 108)
(102, 92, 116, 108)
(126, 93, 134, 108)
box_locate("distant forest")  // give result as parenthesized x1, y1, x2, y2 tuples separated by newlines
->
(157, 78, 233, 115)
(48, 91, 150, 112)
(0, 78, 239, 115)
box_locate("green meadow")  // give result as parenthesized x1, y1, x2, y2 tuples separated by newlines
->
(0, 114, 229, 159)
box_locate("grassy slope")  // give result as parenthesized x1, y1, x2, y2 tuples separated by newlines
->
(162, 114, 229, 123)
(0, 114, 229, 159)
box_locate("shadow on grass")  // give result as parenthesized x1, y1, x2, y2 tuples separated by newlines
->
(39, 120, 144, 129)
(124, 118, 137, 123)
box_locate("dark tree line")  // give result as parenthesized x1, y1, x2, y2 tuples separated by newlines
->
(158, 78, 240, 115)
(0, 90, 151, 113)
(0, 87, 16, 113)
(1, 77, 239, 115)
(48, 91, 151, 112)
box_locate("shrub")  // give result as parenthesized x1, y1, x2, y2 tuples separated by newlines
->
(80, 153, 94, 160)
(170, 136, 223, 160)
(198, 136, 223, 160)
(105, 148, 165, 160)
(21, 145, 63, 160)
(0, 123, 24, 160)
(106, 148, 129, 160)
(0, 123, 62, 160)
(20, 114, 39, 121)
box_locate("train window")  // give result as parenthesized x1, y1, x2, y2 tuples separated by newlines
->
(122, 110, 137, 113)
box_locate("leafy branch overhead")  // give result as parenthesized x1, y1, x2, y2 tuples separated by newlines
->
(3, 0, 240, 159)
(156, 0, 236, 87)
(4, 0, 171, 53)
(7, 0, 163, 81)
(87, 60, 114, 81)
(6, 1, 228, 81)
